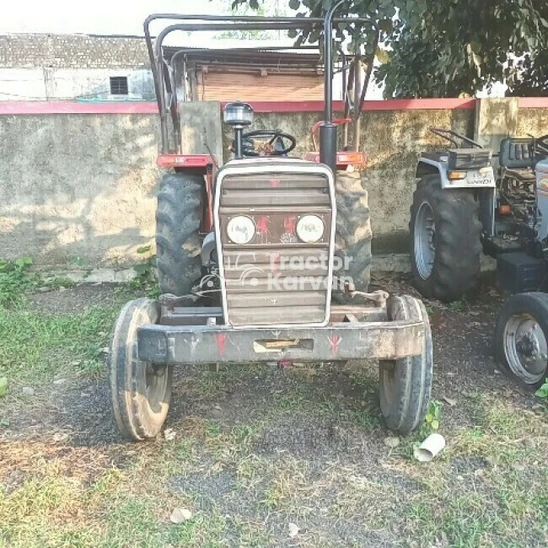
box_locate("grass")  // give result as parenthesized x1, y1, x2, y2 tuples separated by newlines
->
(1, 284, 548, 546)
(0, 305, 116, 388)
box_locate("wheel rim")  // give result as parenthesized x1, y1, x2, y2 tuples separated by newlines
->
(145, 363, 169, 414)
(503, 313, 548, 384)
(414, 201, 436, 280)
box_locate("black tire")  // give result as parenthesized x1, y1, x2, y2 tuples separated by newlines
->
(156, 172, 203, 296)
(333, 171, 372, 302)
(494, 292, 548, 390)
(410, 174, 482, 302)
(108, 298, 173, 441)
(379, 295, 433, 435)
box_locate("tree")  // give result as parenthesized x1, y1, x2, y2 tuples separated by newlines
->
(216, 0, 289, 40)
(231, 0, 548, 98)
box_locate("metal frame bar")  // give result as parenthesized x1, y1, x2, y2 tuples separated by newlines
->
(430, 127, 484, 149)
(143, 13, 377, 155)
(137, 319, 425, 364)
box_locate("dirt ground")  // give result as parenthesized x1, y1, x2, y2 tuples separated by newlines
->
(1, 277, 547, 547)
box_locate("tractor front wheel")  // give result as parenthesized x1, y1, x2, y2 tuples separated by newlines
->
(379, 295, 433, 435)
(495, 292, 548, 390)
(108, 298, 173, 441)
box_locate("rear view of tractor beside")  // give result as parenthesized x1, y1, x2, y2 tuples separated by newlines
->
(108, 6, 434, 442)
(410, 128, 548, 390)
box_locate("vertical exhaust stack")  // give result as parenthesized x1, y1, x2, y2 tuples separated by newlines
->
(223, 102, 254, 160)
(319, 0, 345, 174)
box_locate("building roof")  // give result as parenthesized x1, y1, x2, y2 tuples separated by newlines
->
(0, 33, 149, 69)
(165, 46, 324, 75)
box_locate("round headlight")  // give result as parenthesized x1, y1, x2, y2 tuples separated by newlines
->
(227, 216, 256, 244)
(296, 215, 325, 243)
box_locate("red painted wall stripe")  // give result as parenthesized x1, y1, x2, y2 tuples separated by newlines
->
(0, 97, 545, 115)
(519, 97, 548, 109)
(0, 101, 159, 115)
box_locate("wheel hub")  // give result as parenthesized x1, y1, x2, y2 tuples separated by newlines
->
(414, 201, 436, 280)
(503, 314, 548, 382)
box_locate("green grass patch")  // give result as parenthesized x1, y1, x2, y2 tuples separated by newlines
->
(0, 305, 117, 388)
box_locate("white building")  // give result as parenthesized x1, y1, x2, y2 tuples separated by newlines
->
(0, 33, 154, 101)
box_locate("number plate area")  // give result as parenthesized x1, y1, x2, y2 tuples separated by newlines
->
(464, 167, 495, 187)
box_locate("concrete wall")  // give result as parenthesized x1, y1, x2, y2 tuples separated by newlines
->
(0, 114, 160, 268)
(0, 99, 545, 271)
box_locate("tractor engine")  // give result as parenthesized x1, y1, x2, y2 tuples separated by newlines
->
(214, 160, 336, 328)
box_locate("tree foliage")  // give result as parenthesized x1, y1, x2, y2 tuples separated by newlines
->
(231, 0, 548, 98)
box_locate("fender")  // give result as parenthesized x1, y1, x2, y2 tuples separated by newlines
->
(416, 157, 495, 190)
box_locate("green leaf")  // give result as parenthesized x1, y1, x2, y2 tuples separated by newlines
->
(0, 377, 7, 397)
(289, 0, 300, 10)
(136, 245, 152, 255)
(535, 383, 548, 399)
(431, 419, 439, 430)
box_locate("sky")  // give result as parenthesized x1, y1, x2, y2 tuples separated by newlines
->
(0, 0, 383, 98)
(0, 0, 231, 35)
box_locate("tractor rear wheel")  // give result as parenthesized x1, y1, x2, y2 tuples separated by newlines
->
(108, 298, 173, 441)
(379, 295, 433, 435)
(410, 174, 482, 302)
(156, 172, 203, 296)
(333, 171, 372, 303)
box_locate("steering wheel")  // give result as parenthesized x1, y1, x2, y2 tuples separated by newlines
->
(241, 129, 297, 156)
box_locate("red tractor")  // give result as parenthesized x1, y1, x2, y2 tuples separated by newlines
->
(108, 6, 433, 441)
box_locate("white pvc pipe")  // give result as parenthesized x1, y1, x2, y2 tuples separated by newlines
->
(414, 433, 446, 462)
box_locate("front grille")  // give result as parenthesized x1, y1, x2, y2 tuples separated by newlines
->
(216, 161, 334, 328)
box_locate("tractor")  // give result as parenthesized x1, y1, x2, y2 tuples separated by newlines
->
(410, 127, 548, 389)
(108, 6, 433, 441)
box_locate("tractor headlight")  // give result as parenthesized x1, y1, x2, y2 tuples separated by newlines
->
(296, 215, 325, 243)
(227, 216, 256, 244)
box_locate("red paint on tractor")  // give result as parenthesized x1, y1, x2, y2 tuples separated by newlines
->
(215, 333, 228, 356)
(284, 215, 297, 234)
(255, 216, 270, 235)
(328, 334, 342, 355)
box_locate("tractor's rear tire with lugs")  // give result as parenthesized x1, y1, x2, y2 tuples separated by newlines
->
(108, 298, 173, 441)
(379, 295, 433, 435)
(333, 171, 372, 303)
(410, 174, 482, 302)
(156, 172, 203, 296)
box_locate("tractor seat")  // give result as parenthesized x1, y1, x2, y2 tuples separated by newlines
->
(499, 138, 534, 169)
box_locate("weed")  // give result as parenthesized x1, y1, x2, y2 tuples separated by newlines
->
(128, 246, 160, 298)
(0, 257, 38, 308)
(449, 299, 467, 312)
(420, 399, 442, 437)
(43, 276, 75, 290)
(535, 381, 548, 399)
(206, 420, 222, 437)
